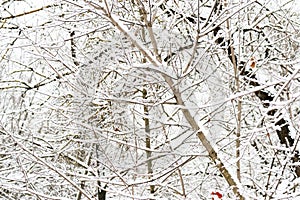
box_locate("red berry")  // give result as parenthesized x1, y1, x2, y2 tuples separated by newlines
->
(211, 191, 222, 199)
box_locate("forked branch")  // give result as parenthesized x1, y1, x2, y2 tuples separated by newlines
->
(91, 3, 245, 199)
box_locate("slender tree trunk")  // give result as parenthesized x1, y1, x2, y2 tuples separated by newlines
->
(95, 143, 106, 200)
(225, 2, 242, 182)
(97, 181, 106, 200)
(143, 88, 155, 193)
(76, 152, 92, 200)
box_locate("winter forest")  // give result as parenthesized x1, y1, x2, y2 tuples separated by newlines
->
(1, 0, 300, 199)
